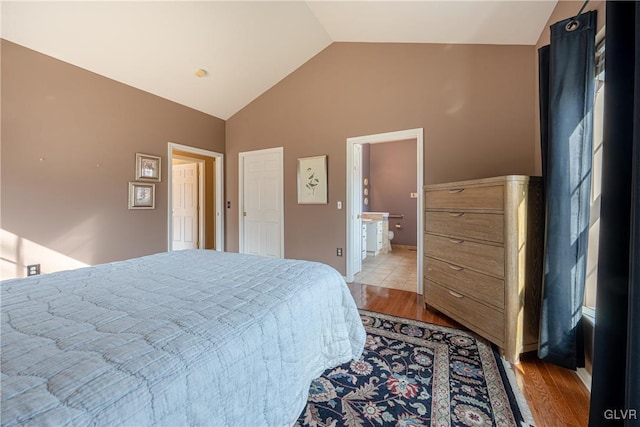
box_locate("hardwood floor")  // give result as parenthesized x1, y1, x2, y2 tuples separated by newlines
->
(348, 283, 591, 427)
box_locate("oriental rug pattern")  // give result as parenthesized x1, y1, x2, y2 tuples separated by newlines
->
(296, 310, 534, 427)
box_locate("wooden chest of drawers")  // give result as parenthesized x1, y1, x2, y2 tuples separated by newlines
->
(423, 176, 542, 363)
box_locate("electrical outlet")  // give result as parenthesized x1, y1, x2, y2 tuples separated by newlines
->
(337, 248, 343, 257)
(27, 264, 40, 276)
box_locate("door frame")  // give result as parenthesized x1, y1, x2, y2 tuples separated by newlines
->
(167, 142, 224, 251)
(345, 128, 424, 292)
(352, 143, 363, 274)
(238, 147, 284, 257)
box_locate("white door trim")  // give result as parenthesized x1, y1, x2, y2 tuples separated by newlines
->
(346, 128, 424, 293)
(353, 143, 363, 274)
(196, 161, 205, 248)
(238, 147, 284, 257)
(167, 142, 224, 251)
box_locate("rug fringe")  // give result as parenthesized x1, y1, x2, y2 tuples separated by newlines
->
(500, 358, 536, 427)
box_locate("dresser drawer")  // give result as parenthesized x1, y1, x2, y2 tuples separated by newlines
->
(424, 234, 504, 278)
(424, 256, 504, 309)
(425, 280, 504, 345)
(425, 211, 504, 243)
(425, 185, 504, 211)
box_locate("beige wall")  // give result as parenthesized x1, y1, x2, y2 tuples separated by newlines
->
(533, 0, 606, 175)
(1, 40, 225, 278)
(368, 139, 418, 247)
(226, 42, 537, 274)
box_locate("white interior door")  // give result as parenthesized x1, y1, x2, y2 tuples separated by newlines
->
(172, 162, 199, 250)
(239, 147, 283, 258)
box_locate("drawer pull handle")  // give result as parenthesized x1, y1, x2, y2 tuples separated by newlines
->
(448, 264, 464, 271)
(448, 290, 464, 298)
(448, 188, 465, 193)
(448, 212, 465, 217)
(448, 238, 464, 244)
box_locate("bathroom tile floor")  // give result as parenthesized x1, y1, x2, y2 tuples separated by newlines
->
(353, 245, 419, 293)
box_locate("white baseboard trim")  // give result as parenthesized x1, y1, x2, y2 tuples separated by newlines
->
(576, 367, 592, 392)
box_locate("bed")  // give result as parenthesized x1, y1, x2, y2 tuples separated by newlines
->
(1, 250, 366, 426)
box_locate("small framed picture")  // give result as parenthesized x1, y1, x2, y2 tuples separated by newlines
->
(297, 155, 328, 204)
(128, 182, 155, 209)
(135, 153, 161, 181)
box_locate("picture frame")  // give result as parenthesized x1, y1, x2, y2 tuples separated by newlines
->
(128, 182, 155, 209)
(135, 153, 161, 182)
(297, 155, 328, 204)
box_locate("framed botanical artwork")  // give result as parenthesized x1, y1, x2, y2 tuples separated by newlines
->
(297, 155, 328, 204)
(128, 182, 155, 209)
(135, 153, 161, 181)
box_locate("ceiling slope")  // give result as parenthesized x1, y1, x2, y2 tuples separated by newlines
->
(1, 1, 557, 119)
(307, 1, 557, 45)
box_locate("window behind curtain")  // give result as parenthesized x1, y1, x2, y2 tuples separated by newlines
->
(584, 39, 606, 313)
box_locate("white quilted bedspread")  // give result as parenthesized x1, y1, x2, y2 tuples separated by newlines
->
(1, 250, 366, 426)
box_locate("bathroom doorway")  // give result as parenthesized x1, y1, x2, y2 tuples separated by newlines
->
(345, 128, 424, 294)
(357, 140, 419, 292)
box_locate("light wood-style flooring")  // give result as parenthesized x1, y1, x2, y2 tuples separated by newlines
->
(348, 283, 591, 427)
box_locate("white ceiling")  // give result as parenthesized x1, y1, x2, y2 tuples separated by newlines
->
(1, 1, 557, 120)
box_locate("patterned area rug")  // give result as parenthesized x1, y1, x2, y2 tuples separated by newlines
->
(296, 310, 534, 427)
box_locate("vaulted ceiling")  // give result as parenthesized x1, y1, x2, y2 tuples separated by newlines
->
(1, 1, 557, 120)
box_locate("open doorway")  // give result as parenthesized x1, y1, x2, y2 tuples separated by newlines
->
(358, 140, 419, 292)
(167, 143, 224, 251)
(346, 129, 424, 294)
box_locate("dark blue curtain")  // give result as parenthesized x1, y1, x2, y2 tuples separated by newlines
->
(589, 2, 640, 425)
(537, 10, 597, 370)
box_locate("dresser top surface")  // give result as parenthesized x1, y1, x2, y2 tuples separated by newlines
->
(424, 175, 542, 190)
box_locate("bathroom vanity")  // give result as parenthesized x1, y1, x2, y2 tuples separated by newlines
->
(361, 212, 390, 254)
(361, 222, 367, 260)
(365, 220, 384, 255)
